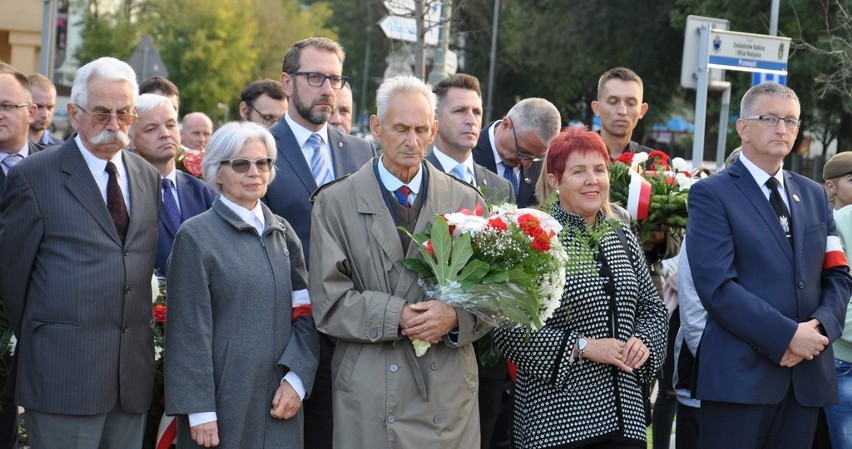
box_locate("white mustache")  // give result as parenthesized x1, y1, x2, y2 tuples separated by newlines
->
(90, 129, 130, 147)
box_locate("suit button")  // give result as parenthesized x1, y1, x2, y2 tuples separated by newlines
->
(124, 287, 131, 294)
(387, 415, 396, 424)
(123, 249, 129, 256)
(121, 326, 129, 333)
(798, 281, 805, 289)
(430, 362, 438, 371)
(368, 329, 379, 340)
(433, 415, 443, 424)
(388, 363, 399, 373)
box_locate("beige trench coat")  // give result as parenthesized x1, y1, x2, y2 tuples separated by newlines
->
(310, 160, 490, 449)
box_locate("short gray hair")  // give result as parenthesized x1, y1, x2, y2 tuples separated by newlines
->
(375, 75, 436, 122)
(131, 94, 176, 138)
(70, 57, 138, 107)
(740, 82, 800, 118)
(201, 122, 278, 194)
(507, 98, 561, 147)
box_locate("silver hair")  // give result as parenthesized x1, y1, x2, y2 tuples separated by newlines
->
(375, 75, 436, 122)
(201, 121, 278, 194)
(70, 57, 138, 107)
(131, 94, 176, 138)
(740, 82, 800, 118)
(506, 97, 561, 147)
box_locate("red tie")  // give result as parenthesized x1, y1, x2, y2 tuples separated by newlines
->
(106, 162, 129, 242)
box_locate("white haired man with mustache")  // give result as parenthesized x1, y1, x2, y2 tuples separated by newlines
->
(0, 57, 162, 449)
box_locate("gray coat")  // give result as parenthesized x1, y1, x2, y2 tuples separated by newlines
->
(310, 160, 490, 449)
(0, 140, 160, 414)
(165, 199, 319, 449)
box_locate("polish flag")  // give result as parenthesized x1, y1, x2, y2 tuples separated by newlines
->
(156, 414, 176, 449)
(626, 172, 652, 221)
(824, 235, 849, 271)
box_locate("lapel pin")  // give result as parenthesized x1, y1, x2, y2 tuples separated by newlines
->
(793, 194, 800, 202)
(524, 177, 532, 184)
(482, 179, 488, 186)
(338, 142, 343, 148)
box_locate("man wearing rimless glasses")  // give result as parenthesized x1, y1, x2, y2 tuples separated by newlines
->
(263, 36, 375, 449)
(471, 97, 561, 208)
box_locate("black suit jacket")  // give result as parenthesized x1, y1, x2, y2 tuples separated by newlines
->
(0, 141, 42, 200)
(471, 121, 543, 208)
(156, 171, 216, 276)
(263, 119, 376, 265)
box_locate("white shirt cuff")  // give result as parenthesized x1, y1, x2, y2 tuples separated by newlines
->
(292, 289, 310, 308)
(282, 371, 306, 399)
(188, 411, 217, 427)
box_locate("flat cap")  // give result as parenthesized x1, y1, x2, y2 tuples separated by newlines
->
(824, 152, 852, 180)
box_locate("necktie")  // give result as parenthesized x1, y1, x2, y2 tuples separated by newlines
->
(308, 133, 332, 186)
(105, 162, 129, 243)
(502, 164, 519, 198)
(2, 153, 23, 171)
(394, 185, 413, 208)
(766, 177, 793, 246)
(161, 178, 182, 231)
(451, 164, 471, 184)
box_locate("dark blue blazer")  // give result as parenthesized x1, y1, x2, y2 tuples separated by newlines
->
(471, 121, 543, 208)
(686, 159, 852, 407)
(157, 171, 216, 276)
(0, 141, 41, 200)
(263, 119, 375, 265)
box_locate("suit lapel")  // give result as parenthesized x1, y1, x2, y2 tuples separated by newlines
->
(730, 162, 794, 262)
(271, 121, 317, 192)
(61, 141, 122, 244)
(328, 127, 349, 176)
(123, 152, 153, 244)
(784, 171, 805, 263)
(472, 126, 498, 172)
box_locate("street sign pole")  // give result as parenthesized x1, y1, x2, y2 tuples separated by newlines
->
(692, 24, 711, 168)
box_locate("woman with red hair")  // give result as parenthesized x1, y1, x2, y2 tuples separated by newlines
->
(495, 126, 668, 449)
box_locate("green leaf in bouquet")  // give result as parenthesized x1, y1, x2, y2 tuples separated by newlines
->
(430, 217, 453, 283)
(501, 301, 532, 327)
(458, 259, 490, 283)
(482, 270, 510, 284)
(448, 232, 474, 279)
(400, 259, 435, 278)
(506, 267, 534, 289)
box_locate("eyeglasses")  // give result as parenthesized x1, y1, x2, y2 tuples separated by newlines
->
(289, 72, 349, 90)
(73, 104, 137, 126)
(222, 157, 274, 173)
(509, 118, 544, 163)
(247, 104, 281, 127)
(743, 114, 802, 129)
(0, 103, 31, 113)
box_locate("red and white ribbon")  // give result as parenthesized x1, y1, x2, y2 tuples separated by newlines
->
(824, 235, 850, 270)
(626, 172, 652, 221)
(156, 414, 177, 449)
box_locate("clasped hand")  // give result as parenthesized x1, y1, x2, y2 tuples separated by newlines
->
(399, 300, 459, 343)
(780, 319, 828, 367)
(583, 336, 650, 372)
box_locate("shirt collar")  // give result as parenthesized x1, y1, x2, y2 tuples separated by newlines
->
(432, 146, 475, 183)
(219, 194, 265, 231)
(285, 113, 330, 148)
(739, 152, 785, 191)
(0, 140, 30, 163)
(488, 120, 504, 166)
(75, 134, 126, 177)
(378, 156, 423, 194)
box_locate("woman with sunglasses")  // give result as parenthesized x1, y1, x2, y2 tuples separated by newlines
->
(165, 121, 319, 448)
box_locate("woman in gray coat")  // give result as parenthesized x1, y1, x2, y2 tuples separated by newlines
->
(165, 122, 319, 448)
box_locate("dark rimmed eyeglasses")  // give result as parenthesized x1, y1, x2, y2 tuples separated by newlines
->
(743, 114, 802, 129)
(508, 118, 544, 163)
(73, 104, 137, 126)
(289, 72, 349, 90)
(221, 157, 274, 173)
(0, 103, 31, 113)
(246, 104, 281, 127)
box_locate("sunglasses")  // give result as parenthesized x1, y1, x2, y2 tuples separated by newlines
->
(222, 157, 273, 173)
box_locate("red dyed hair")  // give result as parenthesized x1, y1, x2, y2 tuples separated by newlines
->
(545, 126, 610, 183)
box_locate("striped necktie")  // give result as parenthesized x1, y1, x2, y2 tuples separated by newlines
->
(308, 133, 332, 186)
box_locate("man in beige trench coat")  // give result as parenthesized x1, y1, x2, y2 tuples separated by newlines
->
(309, 75, 490, 448)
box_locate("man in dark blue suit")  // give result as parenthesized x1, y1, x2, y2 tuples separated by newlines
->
(687, 83, 852, 449)
(131, 94, 215, 277)
(263, 37, 375, 449)
(471, 98, 560, 208)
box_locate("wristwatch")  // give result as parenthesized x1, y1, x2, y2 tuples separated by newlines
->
(578, 337, 587, 361)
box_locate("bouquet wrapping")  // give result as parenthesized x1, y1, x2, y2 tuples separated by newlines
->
(401, 204, 569, 356)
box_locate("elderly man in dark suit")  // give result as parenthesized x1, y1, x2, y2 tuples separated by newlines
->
(687, 83, 852, 449)
(0, 63, 40, 449)
(0, 57, 161, 449)
(131, 93, 215, 276)
(472, 97, 560, 208)
(425, 73, 513, 449)
(263, 36, 375, 449)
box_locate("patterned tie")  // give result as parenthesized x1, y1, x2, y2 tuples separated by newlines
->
(308, 133, 332, 186)
(502, 163, 519, 198)
(105, 162, 129, 242)
(2, 153, 23, 171)
(161, 178, 182, 231)
(766, 177, 793, 247)
(394, 185, 413, 208)
(451, 164, 471, 184)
